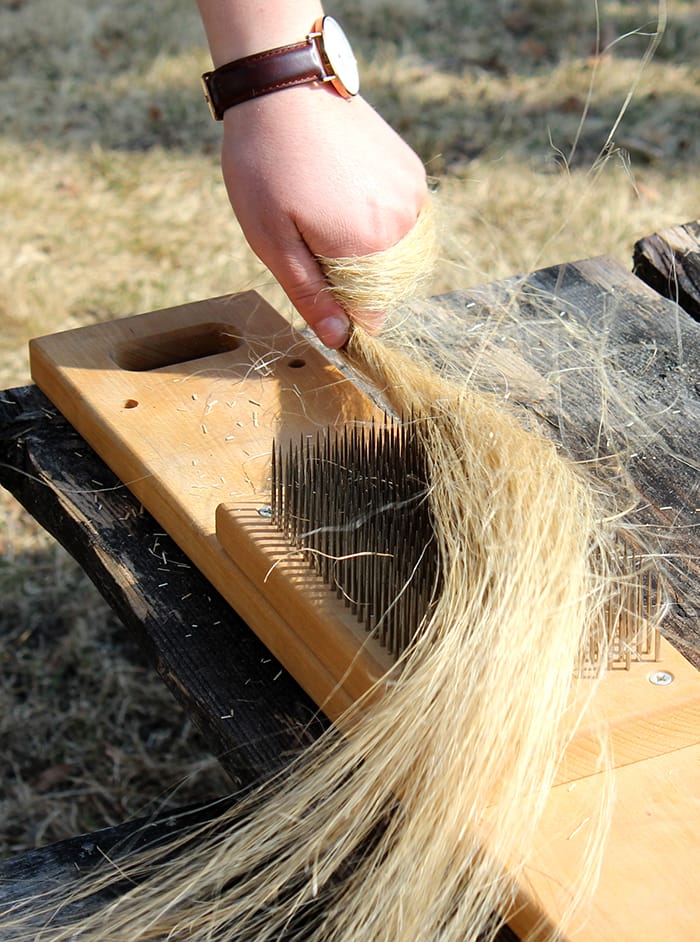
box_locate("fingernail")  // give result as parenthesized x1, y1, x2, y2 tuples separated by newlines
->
(315, 314, 350, 349)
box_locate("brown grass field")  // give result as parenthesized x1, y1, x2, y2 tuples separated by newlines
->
(1, 0, 699, 858)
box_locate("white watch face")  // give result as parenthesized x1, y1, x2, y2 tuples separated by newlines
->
(322, 17, 360, 96)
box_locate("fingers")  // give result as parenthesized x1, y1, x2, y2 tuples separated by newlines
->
(264, 232, 354, 349)
(243, 211, 391, 347)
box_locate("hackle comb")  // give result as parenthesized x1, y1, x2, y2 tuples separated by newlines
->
(270, 417, 441, 657)
(269, 416, 661, 673)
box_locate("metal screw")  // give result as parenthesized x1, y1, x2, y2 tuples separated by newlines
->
(649, 670, 674, 686)
(257, 505, 272, 518)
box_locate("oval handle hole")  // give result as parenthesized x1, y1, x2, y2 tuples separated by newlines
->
(112, 324, 241, 372)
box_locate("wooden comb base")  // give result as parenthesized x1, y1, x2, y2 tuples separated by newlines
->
(29, 293, 700, 940)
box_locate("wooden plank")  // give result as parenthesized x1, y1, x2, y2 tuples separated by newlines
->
(0, 800, 234, 933)
(0, 800, 516, 942)
(633, 219, 700, 321)
(216, 503, 395, 712)
(28, 291, 384, 714)
(558, 637, 700, 785)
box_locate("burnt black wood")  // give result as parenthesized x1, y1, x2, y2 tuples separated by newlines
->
(633, 219, 700, 321)
(0, 799, 235, 935)
(2, 237, 700, 940)
(405, 255, 700, 663)
(0, 384, 328, 789)
(0, 803, 517, 942)
(0, 391, 524, 939)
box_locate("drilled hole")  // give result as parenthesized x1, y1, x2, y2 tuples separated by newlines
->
(287, 358, 306, 369)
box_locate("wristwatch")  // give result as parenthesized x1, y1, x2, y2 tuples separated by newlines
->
(201, 16, 360, 121)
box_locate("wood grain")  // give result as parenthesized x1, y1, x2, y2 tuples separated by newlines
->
(510, 742, 700, 941)
(404, 256, 700, 661)
(28, 291, 384, 712)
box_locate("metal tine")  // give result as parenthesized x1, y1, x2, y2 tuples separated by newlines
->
(326, 429, 338, 589)
(305, 434, 320, 570)
(368, 532, 381, 635)
(351, 433, 367, 618)
(283, 440, 291, 542)
(345, 423, 357, 605)
(270, 444, 278, 526)
(654, 571, 663, 659)
(641, 565, 652, 656)
(399, 533, 414, 653)
(305, 433, 316, 571)
(281, 439, 288, 535)
(270, 415, 661, 670)
(286, 440, 293, 542)
(318, 434, 332, 583)
(291, 439, 300, 547)
(339, 428, 351, 593)
(630, 550, 640, 664)
(388, 533, 399, 650)
(341, 458, 355, 610)
(357, 428, 370, 623)
(288, 441, 294, 544)
(269, 415, 440, 660)
(285, 442, 296, 544)
(326, 430, 336, 585)
(336, 444, 352, 604)
(387, 531, 402, 656)
(299, 434, 309, 560)
(643, 557, 661, 659)
(375, 504, 389, 649)
(296, 435, 305, 547)
(272, 439, 282, 529)
(279, 440, 287, 531)
(316, 430, 328, 581)
(309, 434, 320, 567)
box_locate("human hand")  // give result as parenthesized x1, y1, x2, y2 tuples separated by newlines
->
(220, 84, 428, 348)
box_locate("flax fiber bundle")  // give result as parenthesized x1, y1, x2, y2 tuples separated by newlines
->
(5, 203, 658, 942)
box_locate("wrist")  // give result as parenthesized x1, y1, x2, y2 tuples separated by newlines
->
(220, 79, 344, 126)
(201, 13, 359, 120)
(196, 1, 325, 67)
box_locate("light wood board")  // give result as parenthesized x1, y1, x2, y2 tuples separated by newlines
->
(30, 291, 700, 940)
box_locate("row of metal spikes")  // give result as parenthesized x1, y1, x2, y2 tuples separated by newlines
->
(270, 417, 442, 657)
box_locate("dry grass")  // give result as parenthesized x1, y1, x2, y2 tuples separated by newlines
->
(1, 0, 698, 859)
(0, 499, 232, 857)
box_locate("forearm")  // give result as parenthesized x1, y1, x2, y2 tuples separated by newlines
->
(196, 0, 325, 65)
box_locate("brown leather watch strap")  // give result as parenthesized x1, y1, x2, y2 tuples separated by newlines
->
(202, 40, 325, 120)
